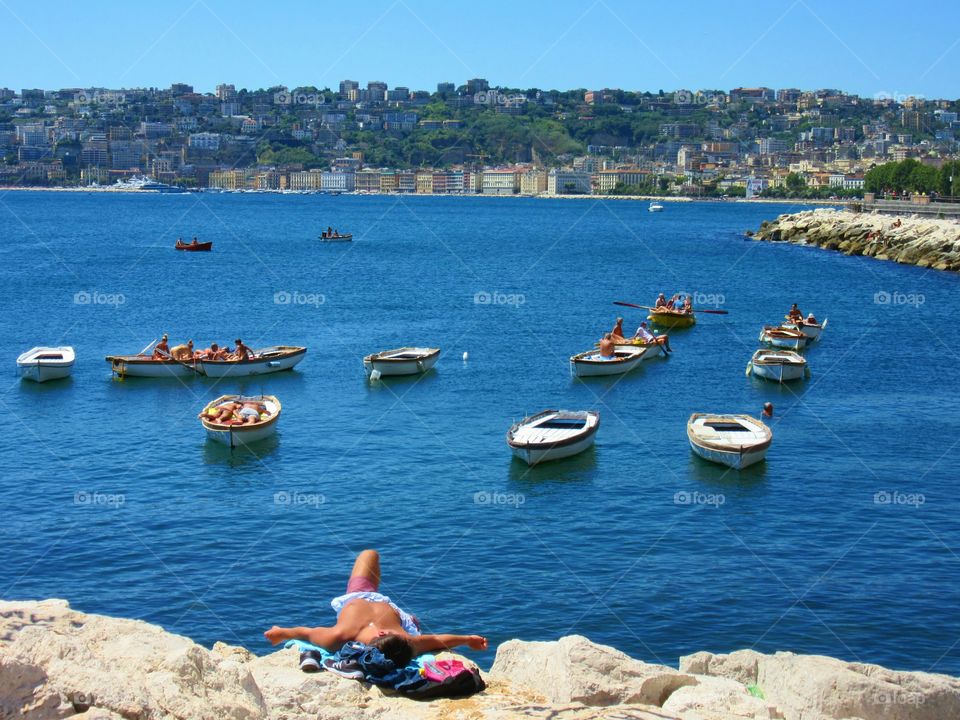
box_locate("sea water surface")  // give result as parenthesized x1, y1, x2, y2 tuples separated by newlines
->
(1, 191, 958, 673)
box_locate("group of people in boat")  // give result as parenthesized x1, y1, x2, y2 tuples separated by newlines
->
(200, 398, 270, 426)
(321, 226, 345, 239)
(654, 293, 693, 314)
(597, 317, 673, 358)
(151, 335, 254, 362)
(787, 304, 819, 326)
(176, 237, 202, 247)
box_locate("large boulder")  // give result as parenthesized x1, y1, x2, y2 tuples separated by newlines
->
(681, 649, 960, 720)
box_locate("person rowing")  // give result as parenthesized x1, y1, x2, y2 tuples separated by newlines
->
(231, 338, 252, 361)
(264, 550, 488, 669)
(634, 321, 671, 352)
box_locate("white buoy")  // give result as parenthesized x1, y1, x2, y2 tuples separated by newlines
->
(462, 351, 469, 361)
(370, 369, 382, 381)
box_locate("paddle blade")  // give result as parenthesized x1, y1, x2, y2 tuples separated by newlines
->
(695, 309, 729, 315)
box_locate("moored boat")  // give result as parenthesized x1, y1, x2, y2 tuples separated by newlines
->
(611, 336, 670, 360)
(647, 309, 696, 329)
(570, 345, 647, 377)
(687, 413, 772, 470)
(746, 349, 809, 383)
(17, 346, 75, 383)
(320, 232, 352, 242)
(783, 317, 828, 341)
(364, 347, 439, 377)
(200, 394, 281, 448)
(648, 201, 664, 212)
(758, 326, 808, 351)
(506, 409, 600, 465)
(175, 239, 213, 251)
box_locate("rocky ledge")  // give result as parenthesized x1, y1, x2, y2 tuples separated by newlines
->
(2, 599, 959, 720)
(750, 209, 960, 271)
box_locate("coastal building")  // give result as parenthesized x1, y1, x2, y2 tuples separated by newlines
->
(288, 169, 323, 191)
(216, 84, 237, 101)
(437, 82, 455, 96)
(481, 168, 520, 195)
(548, 169, 591, 195)
(466, 78, 489, 94)
(379, 170, 398, 193)
(520, 169, 548, 195)
(339, 80, 359, 101)
(366, 81, 387, 102)
(321, 171, 355, 192)
(208, 169, 248, 190)
(397, 171, 416, 193)
(355, 169, 380, 193)
(416, 172, 433, 193)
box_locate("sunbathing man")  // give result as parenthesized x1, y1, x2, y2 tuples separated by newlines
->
(200, 401, 239, 423)
(264, 550, 488, 668)
(152, 334, 170, 359)
(238, 400, 265, 425)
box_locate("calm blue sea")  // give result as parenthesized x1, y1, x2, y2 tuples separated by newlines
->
(1, 191, 958, 674)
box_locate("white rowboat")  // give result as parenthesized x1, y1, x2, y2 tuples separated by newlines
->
(106, 346, 306, 378)
(364, 347, 440, 377)
(783, 317, 828, 341)
(570, 346, 648, 377)
(758, 327, 808, 351)
(746, 349, 809, 383)
(687, 413, 772, 470)
(17, 346, 75, 383)
(507, 409, 600, 465)
(648, 202, 664, 212)
(200, 394, 281, 449)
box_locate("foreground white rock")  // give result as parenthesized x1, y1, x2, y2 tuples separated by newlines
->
(1, 599, 958, 719)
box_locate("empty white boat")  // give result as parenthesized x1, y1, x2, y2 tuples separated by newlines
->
(648, 201, 664, 212)
(199, 394, 281, 449)
(570, 345, 648, 377)
(507, 409, 600, 465)
(364, 347, 440, 377)
(687, 413, 772, 470)
(17, 346, 75, 383)
(746, 349, 809, 383)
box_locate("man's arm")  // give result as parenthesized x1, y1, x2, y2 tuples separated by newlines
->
(409, 633, 488, 654)
(264, 624, 349, 650)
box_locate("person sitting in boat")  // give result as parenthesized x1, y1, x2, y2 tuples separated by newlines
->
(654, 293, 667, 309)
(191, 237, 199, 246)
(681, 296, 693, 314)
(634, 321, 671, 352)
(152, 334, 170, 359)
(231, 338, 252, 361)
(788, 304, 803, 322)
(325, 226, 333, 238)
(610, 317, 628, 343)
(804, 313, 818, 326)
(599, 333, 616, 359)
(264, 549, 488, 667)
(238, 400, 266, 425)
(170, 340, 194, 361)
(199, 342, 227, 360)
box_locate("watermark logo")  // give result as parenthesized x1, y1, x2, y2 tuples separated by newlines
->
(274, 290, 325, 308)
(74, 90, 126, 106)
(872, 688, 925, 706)
(873, 90, 925, 105)
(74, 290, 125, 307)
(473, 490, 525, 508)
(74, 490, 125, 508)
(873, 290, 924, 307)
(474, 290, 526, 307)
(474, 91, 527, 106)
(873, 490, 925, 508)
(273, 490, 325, 508)
(674, 90, 728, 106)
(274, 90, 326, 107)
(674, 491, 725, 508)
(677, 290, 725, 309)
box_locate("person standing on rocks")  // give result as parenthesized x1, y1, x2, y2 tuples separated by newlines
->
(264, 550, 488, 667)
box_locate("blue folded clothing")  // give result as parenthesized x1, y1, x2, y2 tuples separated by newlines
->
(284, 639, 434, 690)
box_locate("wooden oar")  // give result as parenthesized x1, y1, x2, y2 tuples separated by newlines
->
(614, 301, 729, 315)
(156, 348, 205, 376)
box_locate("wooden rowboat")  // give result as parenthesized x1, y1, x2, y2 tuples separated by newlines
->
(746, 349, 809, 383)
(570, 346, 647, 377)
(783, 317, 828, 341)
(647, 310, 696, 328)
(175, 240, 213, 251)
(687, 413, 772, 470)
(17, 346, 75, 383)
(320, 233, 352, 242)
(106, 345, 306, 378)
(506, 409, 600, 465)
(758, 327, 809, 351)
(200, 394, 281, 448)
(364, 347, 439, 377)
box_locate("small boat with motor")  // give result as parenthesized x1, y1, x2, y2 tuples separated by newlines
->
(746, 349, 809, 383)
(506, 409, 600, 465)
(320, 230, 352, 242)
(175, 238, 213, 251)
(17, 346, 75, 383)
(648, 201, 664, 212)
(687, 413, 772, 470)
(364, 347, 440, 377)
(199, 394, 281, 448)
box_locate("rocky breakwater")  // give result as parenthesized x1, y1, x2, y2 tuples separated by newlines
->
(3, 599, 960, 720)
(751, 209, 960, 271)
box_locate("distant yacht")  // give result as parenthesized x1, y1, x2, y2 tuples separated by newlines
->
(648, 201, 664, 212)
(114, 175, 191, 193)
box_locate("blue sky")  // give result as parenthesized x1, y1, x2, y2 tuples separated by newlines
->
(1, 0, 957, 98)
